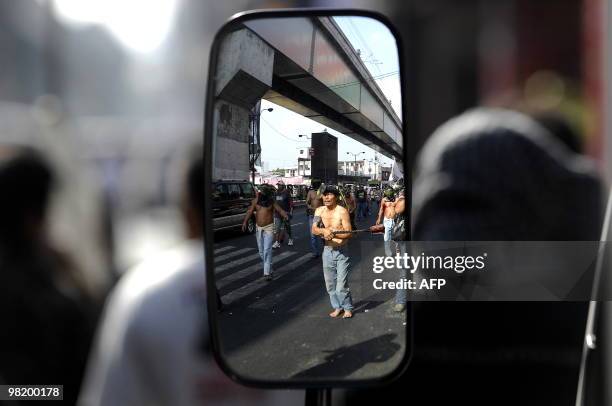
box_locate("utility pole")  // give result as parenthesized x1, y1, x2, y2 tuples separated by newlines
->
(248, 105, 273, 183)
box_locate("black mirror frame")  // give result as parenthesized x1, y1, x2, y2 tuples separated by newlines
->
(203, 7, 415, 389)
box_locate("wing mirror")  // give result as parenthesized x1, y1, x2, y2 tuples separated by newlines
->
(203, 9, 410, 389)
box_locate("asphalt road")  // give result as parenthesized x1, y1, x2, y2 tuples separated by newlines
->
(212, 205, 408, 382)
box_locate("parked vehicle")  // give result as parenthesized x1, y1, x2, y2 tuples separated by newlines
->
(212, 179, 257, 233)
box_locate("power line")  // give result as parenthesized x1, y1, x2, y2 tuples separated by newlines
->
(260, 117, 309, 143)
(327, 70, 399, 90)
(348, 19, 382, 74)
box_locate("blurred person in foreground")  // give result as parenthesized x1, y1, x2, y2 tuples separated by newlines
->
(345, 108, 603, 405)
(80, 151, 298, 405)
(0, 146, 95, 404)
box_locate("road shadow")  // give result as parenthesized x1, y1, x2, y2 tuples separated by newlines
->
(352, 300, 385, 313)
(291, 333, 401, 379)
(213, 228, 245, 243)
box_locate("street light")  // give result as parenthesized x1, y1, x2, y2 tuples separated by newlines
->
(249, 107, 273, 183)
(346, 151, 365, 179)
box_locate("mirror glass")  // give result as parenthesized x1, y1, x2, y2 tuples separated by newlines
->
(208, 13, 407, 383)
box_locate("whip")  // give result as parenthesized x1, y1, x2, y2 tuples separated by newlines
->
(328, 224, 385, 237)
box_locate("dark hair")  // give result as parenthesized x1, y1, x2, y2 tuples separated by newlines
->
(322, 184, 340, 196)
(0, 147, 55, 245)
(533, 113, 583, 154)
(187, 154, 203, 215)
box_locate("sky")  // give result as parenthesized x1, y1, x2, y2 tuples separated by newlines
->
(259, 16, 402, 171)
(49, 4, 402, 171)
(52, 0, 179, 54)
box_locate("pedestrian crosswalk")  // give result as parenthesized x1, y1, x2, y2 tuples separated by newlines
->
(213, 245, 234, 255)
(214, 247, 253, 262)
(217, 250, 296, 290)
(213, 244, 323, 308)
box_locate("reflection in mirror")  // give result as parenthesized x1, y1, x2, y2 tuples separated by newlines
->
(209, 14, 405, 382)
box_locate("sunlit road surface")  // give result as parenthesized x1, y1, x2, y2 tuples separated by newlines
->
(213, 206, 407, 381)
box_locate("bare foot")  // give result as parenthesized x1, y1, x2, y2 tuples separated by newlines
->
(342, 310, 353, 319)
(329, 309, 343, 318)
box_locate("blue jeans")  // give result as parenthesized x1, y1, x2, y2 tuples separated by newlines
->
(383, 217, 395, 257)
(396, 267, 408, 305)
(322, 246, 353, 311)
(357, 202, 367, 219)
(308, 215, 323, 256)
(274, 215, 292, 238)
(395, 242, 407, 305)
(255, 225, 274, 276)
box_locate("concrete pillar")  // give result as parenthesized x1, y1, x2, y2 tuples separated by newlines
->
(212, 28, 274, 180)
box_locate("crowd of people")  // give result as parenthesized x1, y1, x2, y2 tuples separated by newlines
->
(0, 107, 598, 405)
(242, 177, 406, 319)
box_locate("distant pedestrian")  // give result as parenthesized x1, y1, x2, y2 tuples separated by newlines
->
(376, 187, 398, 257)
(242, 185, 288, 281)
(392, 187, 407, 313)
(273, 182, 294, 248)
(355, 187, 367, 220)
(344, 187, 357, 230)
(306, 179, 324, 258)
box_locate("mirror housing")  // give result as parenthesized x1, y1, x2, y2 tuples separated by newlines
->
(203, 9, 412, 389)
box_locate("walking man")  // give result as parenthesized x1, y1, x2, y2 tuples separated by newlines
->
(243, 185, 288, 281)
(376, 187, 398, 257)
(344, 186, 357, 230)
(311, 185, 354, 318)
(392, 188, 407, 312)
(355, 186, 367, 220)
(306, 179, 324, 258)
(273, 181, 294, 248)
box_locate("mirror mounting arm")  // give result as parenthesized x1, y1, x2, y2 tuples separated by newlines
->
(305, 388, 332, 406)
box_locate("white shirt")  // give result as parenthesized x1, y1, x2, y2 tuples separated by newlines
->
(79, 239, 303, 406)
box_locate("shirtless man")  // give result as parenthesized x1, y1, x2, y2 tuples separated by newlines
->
(311, 185, 354, 318)
(306, 179, 324, 257)
(343, 187, 357, 230)
(392, 188, 407, 312)
(376, 187, 398, 257)
(242, 185, 288, 281)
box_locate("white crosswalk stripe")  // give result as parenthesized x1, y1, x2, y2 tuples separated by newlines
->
(214, 247, 253, 263)
(214, 252, 261, 274)
(221, 252, 315, 305)
(216, 251, 296, 287)
(214, 245, 235, 255)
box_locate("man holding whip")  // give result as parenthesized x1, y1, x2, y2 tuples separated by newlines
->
(311, 185, 355, 319)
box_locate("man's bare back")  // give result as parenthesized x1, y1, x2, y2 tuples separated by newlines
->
(306, 190, 323, 213)
(344, 194, 356, 214)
